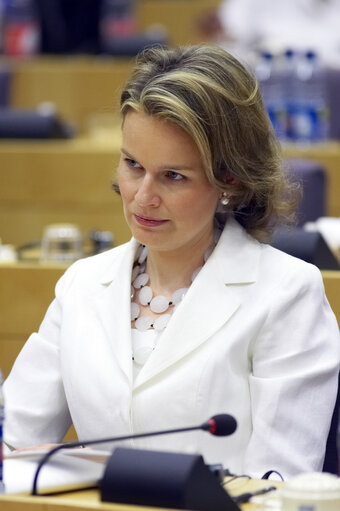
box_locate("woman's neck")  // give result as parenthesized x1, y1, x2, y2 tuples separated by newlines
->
(145, 234, 215, 297)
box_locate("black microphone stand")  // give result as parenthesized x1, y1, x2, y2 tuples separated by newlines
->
(31, 421, 212, 495)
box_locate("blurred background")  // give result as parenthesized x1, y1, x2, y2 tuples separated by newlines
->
(0, 0, 339, 382)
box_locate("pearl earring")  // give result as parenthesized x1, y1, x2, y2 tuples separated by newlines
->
(220, 192, 230, 206)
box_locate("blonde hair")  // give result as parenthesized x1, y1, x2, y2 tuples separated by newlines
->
(120, 45, 298, 240)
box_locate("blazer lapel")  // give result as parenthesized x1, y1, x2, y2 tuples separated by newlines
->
(95, 238, 138, 385)
(134, 217, 261, 389)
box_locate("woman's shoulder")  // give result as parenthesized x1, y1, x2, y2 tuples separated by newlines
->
(260, 241, 323, 289)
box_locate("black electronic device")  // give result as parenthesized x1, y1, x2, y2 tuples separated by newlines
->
(101, 447, 240, 511)
(0, 107, 75, 139)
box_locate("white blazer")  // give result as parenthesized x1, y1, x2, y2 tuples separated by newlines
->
(4, 217, 340, 479)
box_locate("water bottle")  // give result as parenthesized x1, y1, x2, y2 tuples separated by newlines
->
(0, 368, 4, 493)
(292, 50, 329, 143)
(1, 0, 40, 57)
(255, 51, 286, 141)
(100, 0, 137, 52)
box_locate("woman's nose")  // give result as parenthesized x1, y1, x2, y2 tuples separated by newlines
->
(134, 177, 161, 208)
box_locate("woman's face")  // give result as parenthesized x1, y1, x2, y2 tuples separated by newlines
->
(117, 110, 220, 255)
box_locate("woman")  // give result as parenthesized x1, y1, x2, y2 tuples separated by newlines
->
(4, 45, 339, 479)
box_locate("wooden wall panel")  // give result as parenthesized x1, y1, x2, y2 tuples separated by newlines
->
(0, 138, 131, 247)
(9, 59, 134, 133)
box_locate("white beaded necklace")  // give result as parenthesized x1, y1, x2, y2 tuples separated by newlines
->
(130, 234, 220, 332)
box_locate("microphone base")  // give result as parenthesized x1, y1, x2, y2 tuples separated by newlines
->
(100, 447, 240, 511)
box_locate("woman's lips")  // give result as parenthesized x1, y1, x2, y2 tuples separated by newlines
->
(134, 214, 169, 227)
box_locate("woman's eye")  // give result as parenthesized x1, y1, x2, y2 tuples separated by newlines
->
(166, 171, 184, 181)
(125, 158, 142, 169)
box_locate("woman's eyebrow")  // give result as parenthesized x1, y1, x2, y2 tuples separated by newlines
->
(121, 148, 197, 172)
(163, 165, 195, 171)
(121, 148, 137, 160)
(121, 148, 195, 171)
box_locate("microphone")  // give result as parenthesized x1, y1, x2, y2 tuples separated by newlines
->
(205, 414, 237, 436)
(31, 413, 237, 495)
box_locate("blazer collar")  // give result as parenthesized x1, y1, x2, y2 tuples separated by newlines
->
(212, 215, 260, 285)
(92, 238, 137, 386)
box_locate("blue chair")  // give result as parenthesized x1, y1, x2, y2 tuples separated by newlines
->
(284, 158, 327, 226)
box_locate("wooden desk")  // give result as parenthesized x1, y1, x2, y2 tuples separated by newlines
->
(0, 478, 281, 511)
(7, 58, 134, 133)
